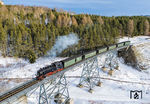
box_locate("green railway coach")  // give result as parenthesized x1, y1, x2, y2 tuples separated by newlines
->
(117, 42, 124, 48)
(75, 55, 82, 62)
(108, 45, 116, 50)
(97, 47, 107, 54)
(84, 50, 96, 59)
(125, 41, 130, 46)
(62, 57, 76, 68)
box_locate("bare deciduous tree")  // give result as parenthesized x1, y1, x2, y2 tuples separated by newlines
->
(127, 19, 134, 37)
(144, 19, 149, 35)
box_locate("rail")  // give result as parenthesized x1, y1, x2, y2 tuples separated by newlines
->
(0, 41, 130, 104)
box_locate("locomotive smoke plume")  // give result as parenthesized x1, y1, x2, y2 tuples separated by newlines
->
(48, 33, 79, 57)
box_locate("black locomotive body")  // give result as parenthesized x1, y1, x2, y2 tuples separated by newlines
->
(36, 62, 64, 80)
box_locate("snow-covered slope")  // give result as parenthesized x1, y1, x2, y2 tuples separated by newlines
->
(119, 36, 150, 71)
(66, 58, 150, 104)
(0, 57, 65, 93)
(0, 36, 150, 104)
(119, 36, 150, 45)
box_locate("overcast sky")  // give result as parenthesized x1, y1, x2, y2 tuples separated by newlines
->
(3, 0, 150, 16)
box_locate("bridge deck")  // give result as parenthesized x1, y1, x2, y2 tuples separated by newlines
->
(0, 44, 130, 104)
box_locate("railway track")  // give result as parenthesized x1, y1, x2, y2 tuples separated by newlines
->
(0, 42, 130, 103)
(0, 79, 38, 103)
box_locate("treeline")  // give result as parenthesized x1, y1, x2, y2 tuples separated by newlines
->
(0, 5, 150, 63)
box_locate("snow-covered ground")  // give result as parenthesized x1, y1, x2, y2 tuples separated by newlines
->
(120, 36, 150, 71)
(67, 59, 150, 103)
(0, 36, 150, 104)
(119, 36, 150, 45)
(0, 57, 65, 93)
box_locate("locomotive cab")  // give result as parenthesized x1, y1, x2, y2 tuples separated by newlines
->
(36, 68, 45, 79)
(37, 69, 43, 76)
(52, 61, 63, 69)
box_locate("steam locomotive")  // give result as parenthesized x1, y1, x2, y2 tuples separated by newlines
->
(36, 41, 130, 80)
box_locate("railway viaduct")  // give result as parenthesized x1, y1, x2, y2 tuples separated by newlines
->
(0, 41, 130, 104)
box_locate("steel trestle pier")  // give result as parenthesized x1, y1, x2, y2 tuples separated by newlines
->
(0, 42, 130, 104)
(39, 74, 70, 104)
(77, 57, 101, 93)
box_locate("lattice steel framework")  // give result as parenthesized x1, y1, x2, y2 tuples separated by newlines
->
(39, 84, 49, 104)
(77, 57, 101, 92)
(39, 74, 70, 104)
(103, 50, 119, 70)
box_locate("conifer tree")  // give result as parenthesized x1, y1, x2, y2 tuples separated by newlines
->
(0, 23, 7, 56)
(0, 5, 150, 62)
(144, 19, 149, 35)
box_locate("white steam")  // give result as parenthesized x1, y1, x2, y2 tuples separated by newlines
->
(48, 33, 79, 57)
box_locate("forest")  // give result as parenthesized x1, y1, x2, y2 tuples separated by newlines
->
(0, 5, 150, 63)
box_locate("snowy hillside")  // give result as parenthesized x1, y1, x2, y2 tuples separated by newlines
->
(0, 57, 65, 93)
(119, 36, 150, 71)
(0, 36, 150, 104)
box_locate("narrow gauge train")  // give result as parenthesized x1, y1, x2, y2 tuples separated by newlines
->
(36, 41, 130, 80)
